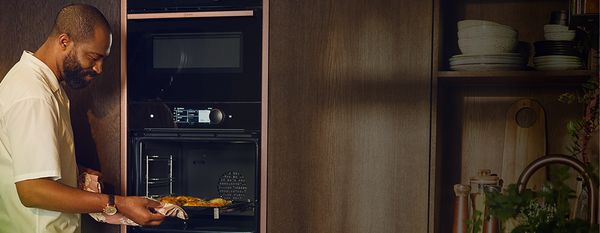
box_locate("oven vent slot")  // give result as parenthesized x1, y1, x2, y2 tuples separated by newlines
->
(145, 155, 175, 197)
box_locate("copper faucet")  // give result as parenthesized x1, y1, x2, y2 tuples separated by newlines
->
(516, 154, 598, 225)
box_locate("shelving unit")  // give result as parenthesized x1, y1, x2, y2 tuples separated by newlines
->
(437, 70, 593, 85)
(431, 0, 598, 232)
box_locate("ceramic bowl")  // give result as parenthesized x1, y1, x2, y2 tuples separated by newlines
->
(543, 24, 569, 32)
(458, 37, 517, 54)
(544, 31, 576, 41)
(458, 24, 518, 39)
(457, 20, 502, 30)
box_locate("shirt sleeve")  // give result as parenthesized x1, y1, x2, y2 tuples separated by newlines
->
(5, 97, 62, 182)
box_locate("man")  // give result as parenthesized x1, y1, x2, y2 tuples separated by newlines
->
(0, 4, 165, 233)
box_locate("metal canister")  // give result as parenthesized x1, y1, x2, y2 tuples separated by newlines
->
(452, 184, 471, 233)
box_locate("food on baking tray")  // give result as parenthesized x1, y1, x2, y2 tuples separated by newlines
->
(207, 198, 230, 207)
(159, 196, 232, 207)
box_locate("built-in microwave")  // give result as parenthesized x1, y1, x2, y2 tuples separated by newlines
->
(127, 9, 262, 102)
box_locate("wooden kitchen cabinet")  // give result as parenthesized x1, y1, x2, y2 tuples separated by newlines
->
(431, 0, 598, 232)
(268, 0, 433, 232)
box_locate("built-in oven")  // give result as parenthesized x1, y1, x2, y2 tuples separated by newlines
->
(127, 8, 261, 102)
(128, 129, 259, 233)
(126, 101, 260, 232)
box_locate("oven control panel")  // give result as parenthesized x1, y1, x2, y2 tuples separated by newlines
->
(128, 102, 260, 130)
(173, 107, 227, 125)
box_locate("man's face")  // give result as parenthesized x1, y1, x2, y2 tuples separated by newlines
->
(61, 26, 112, 89)
(63, 49, 96, 89)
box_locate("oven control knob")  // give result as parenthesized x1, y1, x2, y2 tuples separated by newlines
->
(209, 109, 224, 124)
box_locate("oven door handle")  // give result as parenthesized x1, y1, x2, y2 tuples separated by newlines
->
(128, 10, 254, 20)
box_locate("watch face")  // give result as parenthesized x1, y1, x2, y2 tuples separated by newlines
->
(104, 206, 118, 216)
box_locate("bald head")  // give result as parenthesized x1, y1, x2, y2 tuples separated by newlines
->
(33, 4, 112, 89)
(50, 4, 110, 43)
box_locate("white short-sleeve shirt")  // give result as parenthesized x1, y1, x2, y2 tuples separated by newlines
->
(0, 51, 80, 233)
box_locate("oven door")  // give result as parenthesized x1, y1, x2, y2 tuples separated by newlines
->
(128, 129, 259, 233)
(127, 10, 261, 102)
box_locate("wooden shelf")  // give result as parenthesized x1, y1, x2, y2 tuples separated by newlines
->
(436, 70, 596, 86)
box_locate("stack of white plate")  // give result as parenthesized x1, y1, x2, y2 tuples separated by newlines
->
(450, 53, 527, 71)
(452, 20, 525, 71)
(533, 55, 582, 70)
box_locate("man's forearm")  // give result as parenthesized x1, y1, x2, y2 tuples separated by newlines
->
(15, 178, 108, 213)
(15, 178, 166, 226)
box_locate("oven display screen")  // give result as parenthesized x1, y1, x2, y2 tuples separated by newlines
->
(173, 107, 211, 124)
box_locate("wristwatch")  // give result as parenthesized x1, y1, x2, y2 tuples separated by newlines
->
(103, 194, 117, 215)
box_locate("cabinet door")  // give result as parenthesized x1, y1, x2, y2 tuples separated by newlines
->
(268, 0, 433, 232)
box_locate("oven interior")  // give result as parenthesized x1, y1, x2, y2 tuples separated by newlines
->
(128, 131, 259, 233)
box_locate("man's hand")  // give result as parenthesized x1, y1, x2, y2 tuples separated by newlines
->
(115, 196, 165, 226)
(15, 179, 163, 226)
(78, 166, 102, 180)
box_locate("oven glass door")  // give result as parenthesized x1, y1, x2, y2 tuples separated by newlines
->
(129, 132, 259, 232)
(127, 10, 261, 102)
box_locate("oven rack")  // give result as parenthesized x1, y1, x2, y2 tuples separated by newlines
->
(145, 154, 175, 197)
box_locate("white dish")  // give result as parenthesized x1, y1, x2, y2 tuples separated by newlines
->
(458, 24, 517, 39)
(535, 64, 582, 71)
(534, 58, 581, 64)
(534, 62, 582, 67)
(450, 56, 525, 65)
(543, 24, 569, 32)
(534, 55, 580, 60)
(452, 53, 522, 58)
(458, 20, 502, 30)
(544, 31, 575, 41)
(534, 58, 581, 62)
(451, 63, 524, 71)
(458, 37, 517, 54)
(457, 20, 516, 32)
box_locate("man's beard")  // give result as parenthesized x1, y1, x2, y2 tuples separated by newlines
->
(63, 51, 97, 89)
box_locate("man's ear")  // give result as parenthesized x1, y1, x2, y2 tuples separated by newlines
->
(57, 33, 71, 50)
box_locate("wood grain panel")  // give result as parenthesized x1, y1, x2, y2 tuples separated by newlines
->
(268, 0, 433, 232)
(0, 2, 121, 233)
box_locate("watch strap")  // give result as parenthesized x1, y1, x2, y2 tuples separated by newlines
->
(107, 194, 115, 206)
(103, 194, 118, 215)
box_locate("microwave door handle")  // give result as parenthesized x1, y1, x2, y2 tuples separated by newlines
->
(127, 10, 254, 20)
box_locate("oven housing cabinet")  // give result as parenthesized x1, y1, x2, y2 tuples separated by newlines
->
(128, 129, 260, 233)
(123, 0, 265, 232)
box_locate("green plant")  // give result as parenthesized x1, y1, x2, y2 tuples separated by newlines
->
(558, 77, 599, 164)
(486, 166, 599, 233)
